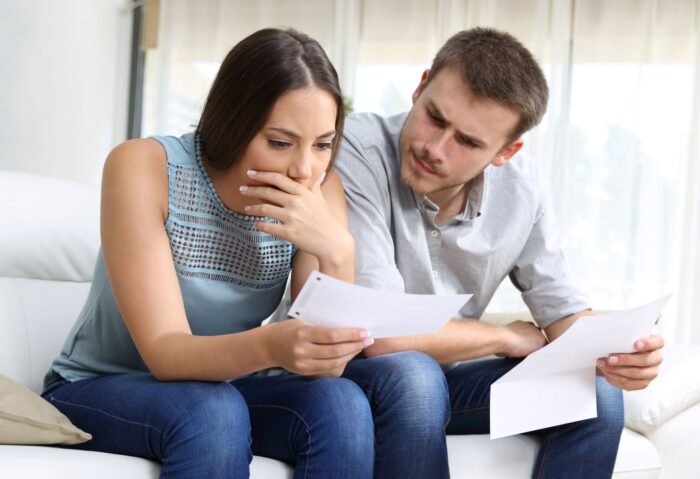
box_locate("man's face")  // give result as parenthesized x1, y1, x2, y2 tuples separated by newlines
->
(399, 67, 523, 204)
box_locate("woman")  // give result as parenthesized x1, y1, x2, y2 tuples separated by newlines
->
(42, 28, 374, 478)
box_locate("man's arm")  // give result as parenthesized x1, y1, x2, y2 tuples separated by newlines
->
(336, 119, 547, 363)
(333, 117, 406, 293)
(546, 310, 664, 391)
(364, 317, 547, 364)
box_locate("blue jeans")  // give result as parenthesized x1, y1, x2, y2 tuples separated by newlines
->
(43, 351, 450, 479)
(343, 351, 451, 479)
(43, 373, 374, 479)
(445, 358, 625, 479)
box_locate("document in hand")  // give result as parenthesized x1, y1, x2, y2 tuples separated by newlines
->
(490, 294, 671, 439)
(288, 272, 472, 338)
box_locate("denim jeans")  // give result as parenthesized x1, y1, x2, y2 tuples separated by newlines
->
(43, 373, 374, 479)
(343, 351, 451, 479)
(445, 357, 625, 479)
(43, 352, 450, 479)
(44, 354, 621, 479)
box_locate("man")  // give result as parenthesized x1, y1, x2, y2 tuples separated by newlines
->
(335, 27, 664, 478)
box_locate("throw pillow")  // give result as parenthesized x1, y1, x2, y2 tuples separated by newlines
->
(0, 374, 91, 445)
(624, 344, 700, 434)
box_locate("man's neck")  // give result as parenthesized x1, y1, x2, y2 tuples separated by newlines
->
(428, 183, 470, 225)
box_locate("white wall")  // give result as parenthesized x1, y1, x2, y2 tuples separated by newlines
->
(0, 0, 132, 184)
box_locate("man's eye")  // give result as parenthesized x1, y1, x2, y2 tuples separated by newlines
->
(427, 111, 444, 126)
(268, 139, 290, 149)
(460, 137, 478, 148)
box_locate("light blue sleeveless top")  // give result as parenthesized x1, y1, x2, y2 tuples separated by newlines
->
(47, 132, 295, 384)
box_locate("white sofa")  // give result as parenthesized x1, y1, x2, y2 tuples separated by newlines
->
(1, 169, 699, 478)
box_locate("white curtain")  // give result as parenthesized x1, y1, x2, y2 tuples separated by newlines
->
(144, 0, 700, 345)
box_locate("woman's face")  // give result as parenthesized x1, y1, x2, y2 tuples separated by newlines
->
(236, 86, 338, 190)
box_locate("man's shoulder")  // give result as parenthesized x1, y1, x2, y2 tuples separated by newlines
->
(489, 151, 540, 183)
(344, 111, 406, 147)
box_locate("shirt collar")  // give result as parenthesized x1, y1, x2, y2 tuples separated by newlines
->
(414, 168, 488, 223)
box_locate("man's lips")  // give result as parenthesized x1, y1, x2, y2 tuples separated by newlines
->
(412, 151, 438, 175)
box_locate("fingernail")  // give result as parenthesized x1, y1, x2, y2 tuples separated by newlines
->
(239, 185, 248, 192)
(608, 355, 619, 365)
(247, 169, 257, 176)
(359, 330, 369, 338)
(597, 359, 606, 368)
(636, 340, 645, 350)
(244, 206, 250, 212)
(363, 337, 374, 346)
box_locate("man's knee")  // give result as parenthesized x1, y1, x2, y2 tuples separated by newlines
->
(596, 376, 625, 434)
(367, 351, 450, 424)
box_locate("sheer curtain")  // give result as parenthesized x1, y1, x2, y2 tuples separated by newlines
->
(142, 0, 700, 345)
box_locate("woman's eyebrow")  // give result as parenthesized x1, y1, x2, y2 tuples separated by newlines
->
(266, 127, 335, 139)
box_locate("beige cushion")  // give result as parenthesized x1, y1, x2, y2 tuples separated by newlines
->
(0, 374, 91, 445)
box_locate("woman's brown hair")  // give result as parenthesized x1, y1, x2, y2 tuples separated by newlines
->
(197, 28, 344, 170)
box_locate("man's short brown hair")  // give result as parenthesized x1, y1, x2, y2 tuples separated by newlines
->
(426, 27, 549, 144)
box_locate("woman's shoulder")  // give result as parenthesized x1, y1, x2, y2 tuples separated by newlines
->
(103, 138, 167, 184)
(105, 138, 166, 170)
(102, 138, 169, 219)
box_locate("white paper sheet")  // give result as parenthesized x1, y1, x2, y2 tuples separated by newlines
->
(288, 271, 472, 338)
(490, 294, 671, 439)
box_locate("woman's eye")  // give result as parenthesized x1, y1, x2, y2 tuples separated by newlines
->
(268, 139, 291, 149)
(316, 142, 333, 150)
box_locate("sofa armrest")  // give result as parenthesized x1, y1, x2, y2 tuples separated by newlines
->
(623, 344, 700, 434)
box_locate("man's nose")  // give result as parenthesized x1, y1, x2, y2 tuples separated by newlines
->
(424, 130, 450, 162)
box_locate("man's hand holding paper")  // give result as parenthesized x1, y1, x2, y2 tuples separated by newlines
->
(597, 333, 665, 391)
(490, 294, 671, 439)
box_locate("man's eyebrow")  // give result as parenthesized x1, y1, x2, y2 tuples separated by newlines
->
(459, 132, 486, 148)
(427, 100, 486, 148)
(266, 127, 335, 139)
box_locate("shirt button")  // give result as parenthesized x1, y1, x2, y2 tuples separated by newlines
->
(430, 229, 439, 237)
(432, 270, 438, 278)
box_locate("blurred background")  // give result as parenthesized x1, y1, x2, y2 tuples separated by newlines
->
(1, 0, 698, 345)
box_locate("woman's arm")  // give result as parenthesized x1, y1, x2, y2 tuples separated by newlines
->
(290, 171, 355, 298)
(103, 143, 365, 381)
(242, 169, 368, 377)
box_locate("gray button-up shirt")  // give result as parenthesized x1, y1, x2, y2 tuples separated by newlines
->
(335, 112, 589, 328)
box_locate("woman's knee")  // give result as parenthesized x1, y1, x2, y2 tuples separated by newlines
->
(306, 377, 373, 430)
(301, 378, 374, 454)
(162, 381, 251, 462)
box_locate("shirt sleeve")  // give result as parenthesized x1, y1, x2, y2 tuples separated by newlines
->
(509, 186, 590, 328)
(334, 125, 406, 292)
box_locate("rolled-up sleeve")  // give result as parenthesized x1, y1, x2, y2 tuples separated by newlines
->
(509, 189, 590, 328)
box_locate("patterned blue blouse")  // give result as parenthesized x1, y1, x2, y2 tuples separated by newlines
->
(48, 132, 294, 384)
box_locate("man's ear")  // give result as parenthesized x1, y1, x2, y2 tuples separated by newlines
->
(412, 69, 431, 104)
(492, 139, 524, 167)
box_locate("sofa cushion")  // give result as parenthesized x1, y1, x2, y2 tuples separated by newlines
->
(0, 277, 92, 393)
(0, 374, 91, 445)
(0, 445, 294, 479)
(623, 344, 700, 434)
(0, 170, 99, 282)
